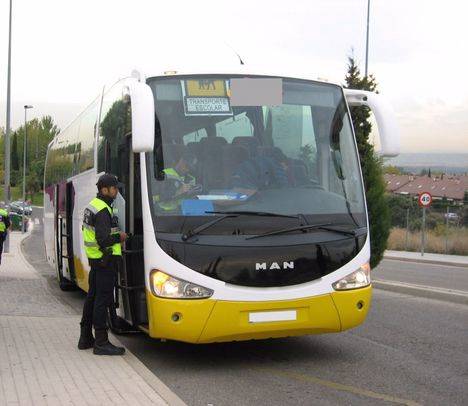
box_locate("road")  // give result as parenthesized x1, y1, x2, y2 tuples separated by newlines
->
(25, 207, 468, 405)
(373, 259, 468, 291)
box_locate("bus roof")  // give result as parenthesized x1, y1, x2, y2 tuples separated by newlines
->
(139, 66, 341, 88)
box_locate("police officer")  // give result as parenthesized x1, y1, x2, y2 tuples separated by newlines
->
(0, 204, 11, 266)
(78, 174, 127, 355)
(156, 152, 198, 211)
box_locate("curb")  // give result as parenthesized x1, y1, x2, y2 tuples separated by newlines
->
(111, 335, 187, 406)
(18, 228, 186, 406)
(384, 255, 468, 268)
(373, 280, 468, 305)
(15, 231, 38, 273)
(383, 256, 468, 268)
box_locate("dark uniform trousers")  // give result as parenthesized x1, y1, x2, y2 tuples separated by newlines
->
(81, 258, 119, 330)
(0, 232, 6, 264)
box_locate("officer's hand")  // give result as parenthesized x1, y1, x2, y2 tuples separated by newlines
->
(119, 231, 127, 242)
(178, 183, 195, 196)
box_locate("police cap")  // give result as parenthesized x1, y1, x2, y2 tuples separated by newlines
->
(96, 173, 119, 190)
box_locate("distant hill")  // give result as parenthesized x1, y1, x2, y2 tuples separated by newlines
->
(384, 153, 468, 174)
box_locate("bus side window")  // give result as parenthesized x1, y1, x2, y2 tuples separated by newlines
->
(76, 98, 99, 174)
(98, 84, 132, 175)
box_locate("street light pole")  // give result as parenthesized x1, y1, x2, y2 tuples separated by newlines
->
(22, 105, 33, 233)
(365, 0, 371, 77)
(3, 0, 13, 252)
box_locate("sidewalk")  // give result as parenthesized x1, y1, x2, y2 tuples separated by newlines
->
(0, 231, 185, 406)
(384, 250, 468, 267)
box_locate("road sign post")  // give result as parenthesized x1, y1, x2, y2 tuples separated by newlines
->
(418, 192, 432, 257)
(405, 207, 410, 251)
(421, 207, 426, 256)
(445, 206, 449, 254)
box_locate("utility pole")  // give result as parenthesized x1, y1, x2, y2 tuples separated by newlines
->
(365, 0, 371, 77)
(22, 105, 33, 233)
(3, 0, 13, 252)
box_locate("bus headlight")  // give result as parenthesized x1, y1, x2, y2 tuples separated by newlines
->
(332, 262, 371, 291)
(150, 270, 214, 299)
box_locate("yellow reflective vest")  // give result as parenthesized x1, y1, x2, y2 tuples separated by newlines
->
(156, 168, 195, 211)
(82, 197, 121, 259)
(0, 208, 8, 232)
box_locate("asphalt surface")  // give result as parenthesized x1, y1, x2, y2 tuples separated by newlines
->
(23, 207, 468, 406)
(373, 259, 468, 291)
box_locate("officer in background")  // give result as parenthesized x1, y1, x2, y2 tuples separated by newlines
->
(0, 203, 11, 266)
(78, 174, 127, 355)
(156, 152, 199, 211)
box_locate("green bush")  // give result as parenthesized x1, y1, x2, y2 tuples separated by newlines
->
(345, 57, 391, 268)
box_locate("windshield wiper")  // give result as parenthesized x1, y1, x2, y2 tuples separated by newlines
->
(181, 214, 239, 241)
(182, 211, 300, 242)
(246, 223, 364, 240)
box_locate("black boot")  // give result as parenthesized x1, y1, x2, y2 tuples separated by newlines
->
(77, 323, 95, 350)
(93, 328, 125, 356)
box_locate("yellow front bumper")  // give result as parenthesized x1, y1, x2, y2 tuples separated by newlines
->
(146, 286, 372, 343)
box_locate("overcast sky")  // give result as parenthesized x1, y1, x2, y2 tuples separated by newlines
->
(1, 0, 467, 153)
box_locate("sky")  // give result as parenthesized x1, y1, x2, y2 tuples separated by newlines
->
(0, 0, 467, 154)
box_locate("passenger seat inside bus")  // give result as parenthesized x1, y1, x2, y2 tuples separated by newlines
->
(198, 137, 227, 190)
(222, 144, 250, 186)
(232, 136, 259, 157)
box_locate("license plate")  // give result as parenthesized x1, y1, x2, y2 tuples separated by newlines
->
(249, 310, 297, 323)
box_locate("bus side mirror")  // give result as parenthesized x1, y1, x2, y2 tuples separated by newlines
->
(344, 89, 400, 157)
(128, 81, 155, 153)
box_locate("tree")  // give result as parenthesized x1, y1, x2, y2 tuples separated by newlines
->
(386, 194, 416, 228)
(26, 172, 40, 198)
(463, 191, 468, 227)
(344, 56, 391, 268)
(0, 127, 4, 173)
(1, 116, 59, 196)
(383, 165, 403, 175)
(11, 133, 19, 171)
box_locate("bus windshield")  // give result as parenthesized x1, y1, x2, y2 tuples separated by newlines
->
(147, 75, 366, 233)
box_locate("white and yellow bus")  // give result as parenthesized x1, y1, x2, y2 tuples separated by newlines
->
(44, 67, 399, 343)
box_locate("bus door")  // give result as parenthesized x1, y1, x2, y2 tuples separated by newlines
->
(111, 134, 147, 331)
(55, 182, 75, 284)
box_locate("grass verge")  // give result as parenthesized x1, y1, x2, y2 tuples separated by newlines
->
(388, 227, 468, 255)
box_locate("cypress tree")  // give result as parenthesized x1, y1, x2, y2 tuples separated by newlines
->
(12, 133, 19, 171)
(344, 56, 391, 268)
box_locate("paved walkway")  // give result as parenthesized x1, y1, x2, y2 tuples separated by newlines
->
(384, 250, 468, 267)
(0, 231, 184, 406)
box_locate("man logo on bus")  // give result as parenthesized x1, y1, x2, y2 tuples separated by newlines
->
(255, 262, 295, 271)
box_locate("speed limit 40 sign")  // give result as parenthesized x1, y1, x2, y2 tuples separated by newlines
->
(418, 192, 432, 207)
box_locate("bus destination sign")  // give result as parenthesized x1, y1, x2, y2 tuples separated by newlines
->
(185, 97, 231, 114)
(182, 79, 233, 116)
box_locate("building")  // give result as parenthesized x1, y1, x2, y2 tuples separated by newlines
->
(384, 174, 468, 204)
